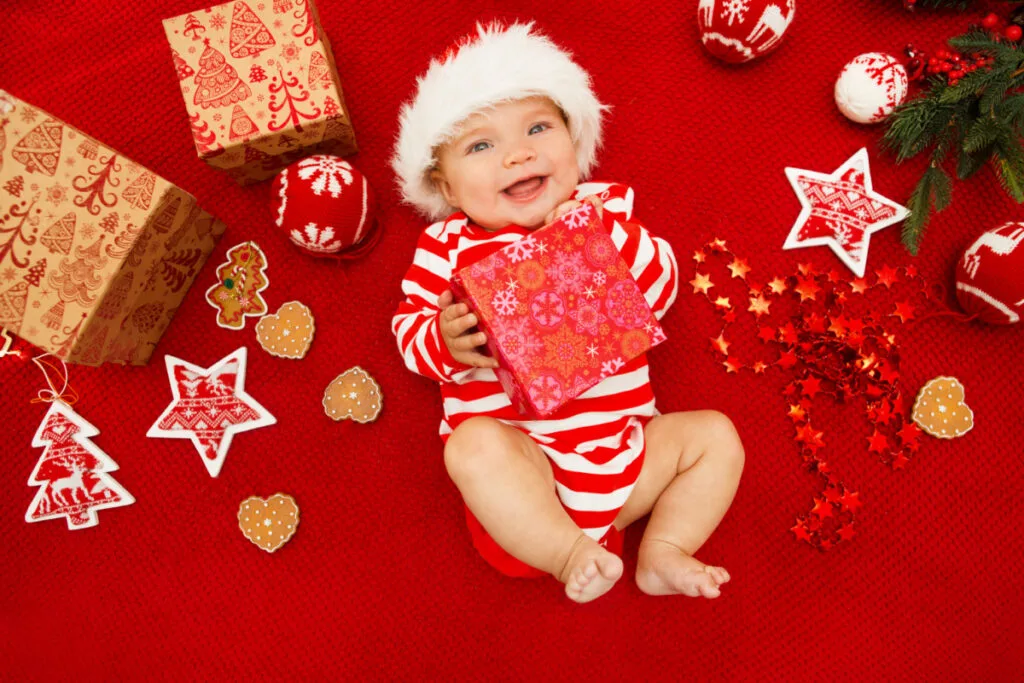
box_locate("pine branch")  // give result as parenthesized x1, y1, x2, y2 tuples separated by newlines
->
(884, 28, 1024, 253)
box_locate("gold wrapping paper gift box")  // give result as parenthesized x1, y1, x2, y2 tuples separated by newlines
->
(0, 90, 224, 366)
(163, 0, 358, 184)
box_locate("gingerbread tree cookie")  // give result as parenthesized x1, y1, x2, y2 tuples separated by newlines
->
(205, 242, 269, 330)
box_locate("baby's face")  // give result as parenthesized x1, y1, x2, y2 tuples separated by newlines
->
(431, 96, 579, 230)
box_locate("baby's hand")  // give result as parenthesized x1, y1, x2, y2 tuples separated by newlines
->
(437, 289, 500, 369)
(544, 195, 604, 226)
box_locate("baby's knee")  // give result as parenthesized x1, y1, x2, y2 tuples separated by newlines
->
(704, 411, 745, 467)
(444, 417, 510, 478)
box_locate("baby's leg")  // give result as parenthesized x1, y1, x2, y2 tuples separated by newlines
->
(445, 416, 623, 603)
(613, 411, 744, 598)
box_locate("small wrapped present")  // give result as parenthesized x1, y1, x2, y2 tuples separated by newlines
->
(451, 203, 666, 417)
(163, 0, 358, 184)
(0, 90, 224, 366)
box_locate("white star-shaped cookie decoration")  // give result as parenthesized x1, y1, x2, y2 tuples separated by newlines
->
(147, 347, 276, 477)
(783, 148, 909, 277)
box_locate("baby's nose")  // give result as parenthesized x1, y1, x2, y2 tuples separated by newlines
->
(504, 145, 537, 167)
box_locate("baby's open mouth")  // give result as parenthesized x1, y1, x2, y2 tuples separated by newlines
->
(502, 175, 547, 200)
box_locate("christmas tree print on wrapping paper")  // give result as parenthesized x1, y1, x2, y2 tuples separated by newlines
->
(229, 1, 277, 58)
(0, 195, 40, 268)
(147, 347, 276, 478)
(204, 241, 269, 330)
(193, 39, 251, 110)
(25, 401, 135, 530)
(40, 212, 76, 255)
(11, 117, 63, 176)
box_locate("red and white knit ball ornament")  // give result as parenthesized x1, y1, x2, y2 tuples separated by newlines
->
(955, 222, 1024, 325)
(834, 53, 908, 124)
(698, 0, 796, 64)
(271, 155, 379, 260)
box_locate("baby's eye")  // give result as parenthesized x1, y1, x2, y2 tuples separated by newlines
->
(468, 141, 491, 154)
(528, 122, 550, 135)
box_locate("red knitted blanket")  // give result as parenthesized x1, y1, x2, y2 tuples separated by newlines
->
(2, 1, 1021, 678)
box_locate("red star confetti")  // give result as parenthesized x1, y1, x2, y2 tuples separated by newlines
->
(748, 293, 771, 317)
(728, 257, 751, 279)
(783, 148, 909, 277)
(147, 347, 276, 478)
(688, 237, 943, 552)
(690, 272, 714, 294)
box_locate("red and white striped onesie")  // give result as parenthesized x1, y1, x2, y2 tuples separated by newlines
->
(392, 182, 679, 577)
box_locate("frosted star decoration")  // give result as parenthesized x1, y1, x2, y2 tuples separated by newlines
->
(147, 347, 276, 477)
(783, 148, 909, 277)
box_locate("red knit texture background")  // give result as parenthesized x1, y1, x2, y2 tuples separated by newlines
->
(3, 1, 1023, 679)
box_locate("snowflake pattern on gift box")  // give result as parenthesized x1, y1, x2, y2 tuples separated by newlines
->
(550, 250, 592, 295)
(530, 290, 566, 327)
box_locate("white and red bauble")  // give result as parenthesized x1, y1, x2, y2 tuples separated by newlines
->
(271, 155, 380, 260)
(834, 52, 908, 124)
(697, 0, 796, 63)
(955, 222, 1024, 325)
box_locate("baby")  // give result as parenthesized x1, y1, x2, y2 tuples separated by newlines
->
(391, 22, 744, 603)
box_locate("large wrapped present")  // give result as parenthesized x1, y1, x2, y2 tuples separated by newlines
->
(163, 0, 358, 184)
(0, 90, 225, 366)
(451, 203, 667, 417)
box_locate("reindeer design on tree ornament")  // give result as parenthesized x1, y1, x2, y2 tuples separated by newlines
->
(963, 223, 1024, 279)
(49, 457, 91, 507)
(746, 2, 795, 53)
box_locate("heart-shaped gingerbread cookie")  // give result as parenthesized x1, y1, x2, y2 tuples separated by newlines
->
(323, 366, 383, 423)
(256, 301, 314, 359)
(238, 494, 299, 553)
(912, 376, 974, 439)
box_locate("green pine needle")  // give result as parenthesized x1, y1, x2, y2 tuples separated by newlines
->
(885, 26, 1024, 253)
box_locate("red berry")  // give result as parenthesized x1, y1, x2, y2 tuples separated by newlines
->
(950, 70, 964, 79)
(1006, 25, 1022, 41)
(982, 13, 999, 29)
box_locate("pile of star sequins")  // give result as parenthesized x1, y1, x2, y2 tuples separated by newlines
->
(691, 238, 943, 551)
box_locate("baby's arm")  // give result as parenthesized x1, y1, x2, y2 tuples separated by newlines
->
(610, 218, 679, 320)
(393, 226, 480, 382)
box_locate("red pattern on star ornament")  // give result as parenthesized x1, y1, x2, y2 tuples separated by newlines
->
(690, 238, 943, 551)
(147, 347, 276, 477)
(784, 148, 909, 278)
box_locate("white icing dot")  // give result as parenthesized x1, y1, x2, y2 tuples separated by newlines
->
(263, 518, 271, 527)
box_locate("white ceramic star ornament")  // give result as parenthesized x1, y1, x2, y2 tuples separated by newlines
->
(147, 347, 276, 477)
(783, 148, 909, 277)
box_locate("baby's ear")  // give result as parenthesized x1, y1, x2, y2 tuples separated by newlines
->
(430, 167, 458, 208)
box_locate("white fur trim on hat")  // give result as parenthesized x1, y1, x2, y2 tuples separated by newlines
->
(391, 22, 607, 220)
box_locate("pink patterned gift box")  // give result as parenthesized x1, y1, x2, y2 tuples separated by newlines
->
(451, 203, 666, 418)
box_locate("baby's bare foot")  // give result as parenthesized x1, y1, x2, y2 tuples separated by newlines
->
(558, 535, 624, 604)
(636, 539, 731, 598)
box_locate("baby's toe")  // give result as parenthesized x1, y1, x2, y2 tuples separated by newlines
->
(699, 580, 722, 599)
(707, 566, 730, 585)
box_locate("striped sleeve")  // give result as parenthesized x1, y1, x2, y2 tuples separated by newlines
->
(610, 219, 679, 320)
(392, 222, 470, 383)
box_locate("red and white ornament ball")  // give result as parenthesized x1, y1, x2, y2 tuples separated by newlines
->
(271, 155, 379, 260)
(955, 222, 1024, 325)
(834, 52, 908, 124)
(698, 0, 796, 64)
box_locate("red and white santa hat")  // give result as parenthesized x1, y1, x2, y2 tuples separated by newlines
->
(391, 21, 607, 221)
